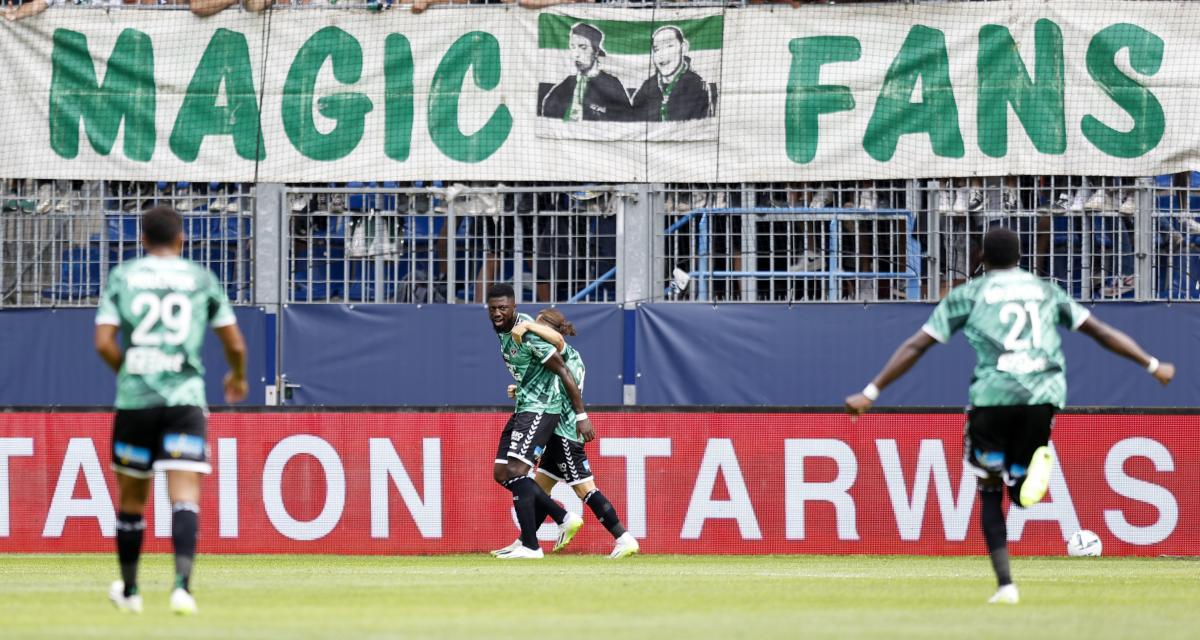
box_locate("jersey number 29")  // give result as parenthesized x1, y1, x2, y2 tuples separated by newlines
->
(131, 292, 193, 346)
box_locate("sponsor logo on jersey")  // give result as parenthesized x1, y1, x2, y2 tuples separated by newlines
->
(997, 352, 1048, 374)
(124, 347, 185, 375)
(113, 441, 151, 466)
(163, 433, 205, 459)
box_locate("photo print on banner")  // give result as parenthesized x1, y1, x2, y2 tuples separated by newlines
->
(536, 10, 723, 142)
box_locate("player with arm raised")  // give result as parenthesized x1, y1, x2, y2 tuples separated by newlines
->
(492, 309, 639, 559)
(486, 285, 592, 559)
(94, 206, 248, 615)
(844, 228, 1174, 605)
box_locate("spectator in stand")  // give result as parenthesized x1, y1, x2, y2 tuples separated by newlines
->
(412, 0, 509, 15)
(2, 0, 91, 21)
(191, 0, 272, 17)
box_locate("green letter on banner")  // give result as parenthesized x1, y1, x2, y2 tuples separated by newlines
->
(170, 29, 263, 162)
(1082, 24, 1165, 158)
(429, 32, 511, 163)
(385, 33, 414, 162)
(864, 26, 963, 162)
(785, 36, 861, 165)
(977, 19, 1065, 158)
(282, 27, 374, 161)
(49, 28, 155, 161)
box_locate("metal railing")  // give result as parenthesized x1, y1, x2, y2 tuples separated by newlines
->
(0, 179, 254, 307)
(7, 177, 1200, 308)
(284, 183, 620, 304)
(659, 207, 921, 302)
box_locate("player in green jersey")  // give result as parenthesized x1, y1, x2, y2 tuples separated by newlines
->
(491, 309, 639, 559)
(487, 284, 591, 559)
(845, 228, 1174, 605)
(94, 207, 248, 615)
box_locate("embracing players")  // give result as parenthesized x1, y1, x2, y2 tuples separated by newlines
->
(487, 284, 592, 558)
(492, 308, 639, 559)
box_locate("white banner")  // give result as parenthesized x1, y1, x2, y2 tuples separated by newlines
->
(0, 2, 1195, 182)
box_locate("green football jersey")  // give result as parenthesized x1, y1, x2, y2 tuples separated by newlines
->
(922, 268, 1090, 408)
(554, 343, 587, 442)
(95, 255, 237, 410)
(497, 313, 564, 415)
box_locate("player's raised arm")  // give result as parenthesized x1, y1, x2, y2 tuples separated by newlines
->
(845, 330, 939, 417)
(512, 321, 566, 353)
(1077, 316, 1175, 386)
(542, 350, 594, 442)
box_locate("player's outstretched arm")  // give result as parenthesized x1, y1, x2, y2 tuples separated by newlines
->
(512, 321, 566, 353)
(543, 351, 594, 442)
(845, 330, 939, 417)
(1077, 316, 1175, 386)
(94, 324, 124, 373)
(215, 324, 249, 403)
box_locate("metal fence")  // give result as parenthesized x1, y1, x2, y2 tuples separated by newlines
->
(655, 181, 920, 303)
(0, 179, 254, 307)
(284, 183, 620, 304)
(651, 177, 1200, 303)
(6, 177, 1200, 307)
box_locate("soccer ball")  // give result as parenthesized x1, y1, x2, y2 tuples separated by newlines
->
(1067, 529, 1103, 557)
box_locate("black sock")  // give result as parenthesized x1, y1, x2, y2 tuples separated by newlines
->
(584, 490, 627, 539)
(172, 502, 199, 592)
(533, 485, 567, 525)
(980, 488, 1012, 586)
(1008, 477, 1025, 507)
(115, 511, 144, 598)
(504, 477, 540, 549)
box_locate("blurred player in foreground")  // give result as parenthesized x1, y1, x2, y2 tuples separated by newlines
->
(845, 228, 1174, 604)
(95, 206, 248, 614)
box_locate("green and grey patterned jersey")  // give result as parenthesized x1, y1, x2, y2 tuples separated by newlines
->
(554, 343, 587, 442)
(95, 255, 236, 410)
(922, 268, 1091, 408)
(497, 313, 564, 415)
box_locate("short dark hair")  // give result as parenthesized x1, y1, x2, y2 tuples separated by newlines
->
(982, 227, 1021, 268)
(142, 206, 183, 247)
(487, 283, 515, 300)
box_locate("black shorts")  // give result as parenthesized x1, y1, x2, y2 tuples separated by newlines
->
(537, 435, 593, 486)
(964, 404, 1055, 485)
(111, 406, 211, 478)
(494, 411, 561, 466)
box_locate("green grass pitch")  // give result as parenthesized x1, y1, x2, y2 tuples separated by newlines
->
(0, 554, 1196, 639)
